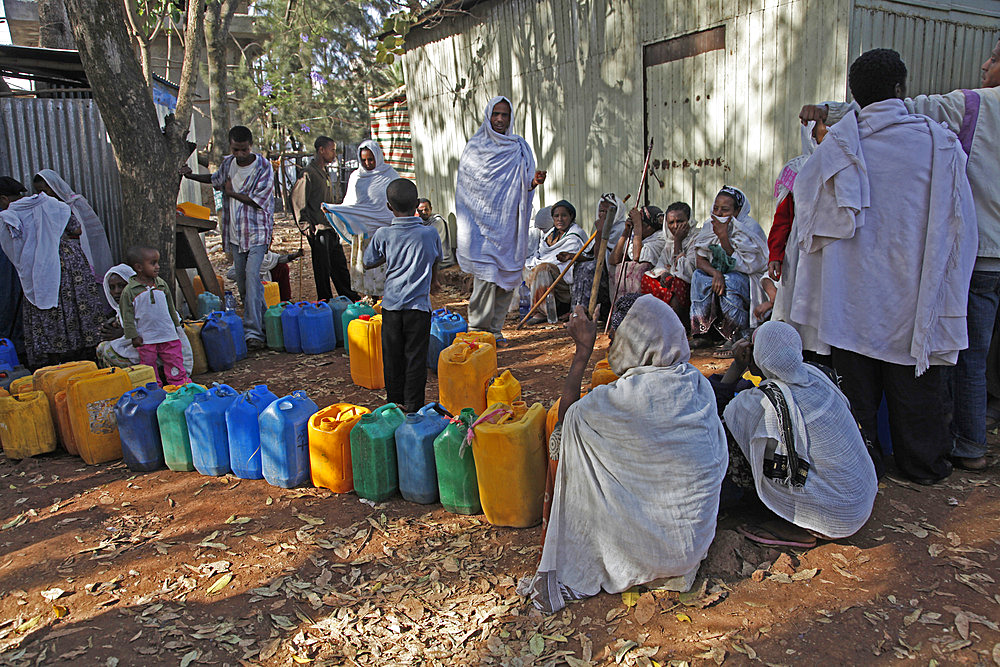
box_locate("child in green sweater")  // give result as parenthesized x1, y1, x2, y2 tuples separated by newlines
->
(119, 246, 190, 386)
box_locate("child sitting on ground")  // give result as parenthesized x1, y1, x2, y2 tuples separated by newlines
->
(363, 179, 442, 413)
(753, 275, 778, 322)
(119, 246, 191, 387)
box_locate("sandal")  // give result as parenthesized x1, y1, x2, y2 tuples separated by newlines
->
(712, 340, 737, 359)
(738, 521, 817, 549)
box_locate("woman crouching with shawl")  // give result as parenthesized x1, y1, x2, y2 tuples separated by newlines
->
(519, 295, 728, 613)
(714, 321, 878, 548)
(689, 186, 768, 357)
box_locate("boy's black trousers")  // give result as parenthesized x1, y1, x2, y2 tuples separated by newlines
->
(381, 308, 431, 413)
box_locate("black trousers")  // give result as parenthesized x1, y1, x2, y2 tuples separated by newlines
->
(309, 229, 358, 302)
(831, 347, 953, 483)
(381, 309, 431, 413)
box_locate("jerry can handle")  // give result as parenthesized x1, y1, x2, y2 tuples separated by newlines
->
(428, 403, 453, 418)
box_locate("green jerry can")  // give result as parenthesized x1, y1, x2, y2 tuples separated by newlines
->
(349, 403, 405, 502)
(433, 407, 481, 515)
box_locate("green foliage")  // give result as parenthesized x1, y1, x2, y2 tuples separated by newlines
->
(233, 0, 400, 151)
(375, 10, 415, 65)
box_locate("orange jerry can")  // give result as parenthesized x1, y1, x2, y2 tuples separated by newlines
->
(182, 320, 209, 376)
(193, 272, 225, 297)
(544, 392, 586, 443)
(54, 391, 77, 454)
(347, 315, 384, 390)
(0, 391, 57, 459)
(66, 367, 132, 464)
(262, 281, 280, 308)
(438, 341, 497, 415)
(590, 358, 618, 389)
(309, 403, 371, 493)
(471, 401, 547, 528)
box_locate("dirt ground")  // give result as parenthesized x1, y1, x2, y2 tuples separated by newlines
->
(1, 218, 999, 666)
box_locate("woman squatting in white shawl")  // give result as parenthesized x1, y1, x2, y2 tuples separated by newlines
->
(518, 295, 727, 614)
(455, 96, 546, 337)
(97, 264, 193, 373)
(721, 322, 877, 547)
(322, 140, 399, 296)
(689, 186, 769, 353)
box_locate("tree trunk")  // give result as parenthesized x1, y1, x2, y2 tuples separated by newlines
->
(62, 0, 205, 286)
(37, 0, 76, 49)
(205, 0, 240, 168)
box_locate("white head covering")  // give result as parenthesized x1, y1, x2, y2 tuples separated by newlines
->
(455, 96, 537, 290)
(0, 192, 69, 309)
(596, 193, 628, 246)
(534, 206, 553, 231)
(525, 294, 727, 613)
(37, 169, 114, 280)
(773, 122, 819, 205)
(103, 263, 136, 316)
(723, 320, 878, 538)
(322, 139, 400, 237)
(608, 294, 690, 374)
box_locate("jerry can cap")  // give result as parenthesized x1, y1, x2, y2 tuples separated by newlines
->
(359, 315, 372, 321)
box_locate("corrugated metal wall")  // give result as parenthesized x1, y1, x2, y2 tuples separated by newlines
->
(403, 0, 996, 234)
(0, 98, 124, 260)
(403, 0, 854, 232)
(849, 0, 1000, 96)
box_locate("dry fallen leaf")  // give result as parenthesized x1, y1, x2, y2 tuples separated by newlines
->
(52, 604, 69, 618)
(621, 590, 639, 608)
(206, 573, 233, 596)
(634, 593, 656, 625)
(676, 613, 692, 623)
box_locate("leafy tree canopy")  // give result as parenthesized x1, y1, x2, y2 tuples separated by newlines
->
(234, 0, 403, 152)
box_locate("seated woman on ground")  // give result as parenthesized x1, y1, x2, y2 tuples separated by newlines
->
(523, 199, 586, 325)
(97, 264, 194, 374)
(609, 205, 665, 303)
(519, 295, 727, 613)
(646, 201, 696, 321)
(712, 321, 878, 548)
(689, 186, 768, 358)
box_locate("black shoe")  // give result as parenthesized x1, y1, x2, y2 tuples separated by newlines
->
(246, 338, 266, 352)
(950, 455, 988, 471)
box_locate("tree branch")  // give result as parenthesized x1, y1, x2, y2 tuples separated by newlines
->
(170, 0, 205, 151)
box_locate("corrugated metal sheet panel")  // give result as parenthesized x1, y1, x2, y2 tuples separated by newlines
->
(0, 98, 124, 260)
(850, 0, 999, 95)
(403, 0, 852, 231)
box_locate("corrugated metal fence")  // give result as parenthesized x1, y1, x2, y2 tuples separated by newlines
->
(0, 98, 124, 260)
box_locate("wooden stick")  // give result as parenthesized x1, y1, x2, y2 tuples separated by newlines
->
(515, 228, 600, 329)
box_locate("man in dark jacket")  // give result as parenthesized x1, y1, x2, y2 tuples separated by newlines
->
(301, 136, 359, 301)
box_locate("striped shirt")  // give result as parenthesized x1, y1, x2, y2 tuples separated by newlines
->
(211, 154, 275, 252)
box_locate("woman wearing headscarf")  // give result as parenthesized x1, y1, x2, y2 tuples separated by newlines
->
(609, 205, 665, 304)
(646, 202, 697, 320)
(718, 321, 878, 548)
(455, 96, 547, 340)
(33, 169, 115, 281)
(322, 140, 399, 296)
(689, 186, 769, 356)
(97, 264, 193, 373)
(519, 296, 728, 613)
(523, 200, 586, 325)
(0, 177, 110, 368)
(569, 194, 627, 319)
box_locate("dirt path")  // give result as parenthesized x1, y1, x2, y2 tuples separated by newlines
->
(1, 220, 998, 666)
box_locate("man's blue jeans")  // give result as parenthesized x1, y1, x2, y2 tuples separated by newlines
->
(951, 270, 1000, 459)
(230, 243, 266, 342)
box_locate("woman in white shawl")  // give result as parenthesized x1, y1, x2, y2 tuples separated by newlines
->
(569, 193, 628, 317)
(0, 179, 110, 368)
(33, 169, 114, 280)
(646, 202, 697, 318)
(720, 321, 877, 547)
(523, 200, 586, 325)
(97, 264, 193, 374)
(689, 186, 768, 356)
(322, 140, 399, 296)
(519, 296, 727, 613)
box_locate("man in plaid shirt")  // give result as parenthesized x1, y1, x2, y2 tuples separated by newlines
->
(181, 125, 274, 350)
